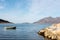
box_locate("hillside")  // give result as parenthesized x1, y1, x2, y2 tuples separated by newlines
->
(0, 19, 12, 23)
(34, 17, 60, 24)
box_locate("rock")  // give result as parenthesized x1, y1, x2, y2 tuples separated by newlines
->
(38, 23, 60, 40)
(38, 29, 45, 36)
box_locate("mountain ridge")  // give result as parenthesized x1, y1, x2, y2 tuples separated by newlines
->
(34, 17, 60, 24)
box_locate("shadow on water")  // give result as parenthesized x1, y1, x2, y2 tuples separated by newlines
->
(39, 35, 57, 40)
(44, 37, 57, 40)
(37, 33, 57, 40)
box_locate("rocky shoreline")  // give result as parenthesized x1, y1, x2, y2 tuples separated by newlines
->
(38, 23, 60, 40)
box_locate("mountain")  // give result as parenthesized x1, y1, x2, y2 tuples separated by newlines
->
(34, 17, 60, 24)
(0, 19, 12, 23)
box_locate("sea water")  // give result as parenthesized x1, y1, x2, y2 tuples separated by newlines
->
(0, 23, 51, 40)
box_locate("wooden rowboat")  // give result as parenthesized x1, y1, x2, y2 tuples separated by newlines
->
(4, 26, 16, 29)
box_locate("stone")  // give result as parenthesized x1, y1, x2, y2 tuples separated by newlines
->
(38, 23, 60, 40)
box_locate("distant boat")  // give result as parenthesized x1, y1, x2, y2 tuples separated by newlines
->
(4, 26, 16, 30)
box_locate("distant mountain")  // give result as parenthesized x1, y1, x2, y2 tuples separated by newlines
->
(0, 19, 12, 23)
(34, 17, 60, 24)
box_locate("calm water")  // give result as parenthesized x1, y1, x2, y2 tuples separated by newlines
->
(0, 23, 51, 40)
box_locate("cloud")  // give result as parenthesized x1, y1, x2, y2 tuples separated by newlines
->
(19, 0, 42, 23)
(0, 0, 60, 23)
(18, 0, 60, 23)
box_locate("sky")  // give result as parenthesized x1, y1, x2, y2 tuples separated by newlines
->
(0, 0, 60, 23)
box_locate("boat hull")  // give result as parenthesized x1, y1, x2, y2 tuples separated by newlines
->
(5, 27, 16, 29)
